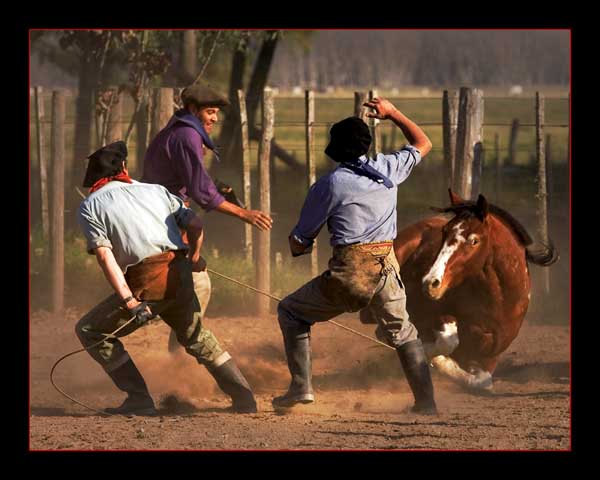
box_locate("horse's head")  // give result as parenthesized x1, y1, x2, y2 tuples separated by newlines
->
(422, 190, 491, 300)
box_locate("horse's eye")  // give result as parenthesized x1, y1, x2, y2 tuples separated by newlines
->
(468, 234, 479, 245)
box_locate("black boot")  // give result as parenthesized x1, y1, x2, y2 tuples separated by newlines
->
(209, 359, 257, 413)
(397, 339, 438, 415)
(272, 329, 314, 408)
(104, 358, 157, 416)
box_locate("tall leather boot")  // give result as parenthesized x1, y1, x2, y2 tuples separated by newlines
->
(209, 358, 257, 413)
(396, 339, 438, 415)
(272, 329, 314, 408)
(104, 358, 157, 416)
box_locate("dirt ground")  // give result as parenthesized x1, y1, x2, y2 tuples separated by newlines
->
(29, 308, 570, 451)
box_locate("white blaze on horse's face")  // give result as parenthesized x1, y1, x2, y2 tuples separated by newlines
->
(422, 221, 466, 300)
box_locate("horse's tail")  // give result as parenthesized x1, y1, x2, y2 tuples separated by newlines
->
(526, 240, 559, 266)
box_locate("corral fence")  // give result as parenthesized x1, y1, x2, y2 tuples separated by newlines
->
(30, 86, 569, 314)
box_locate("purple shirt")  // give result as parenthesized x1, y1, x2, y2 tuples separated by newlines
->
(142, 114, 225, 211)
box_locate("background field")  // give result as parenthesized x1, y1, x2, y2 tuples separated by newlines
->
(29, 87, 570, 324)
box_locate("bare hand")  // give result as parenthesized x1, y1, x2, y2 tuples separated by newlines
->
(363, 97, 397, 120)
(245, 209, 273, 231)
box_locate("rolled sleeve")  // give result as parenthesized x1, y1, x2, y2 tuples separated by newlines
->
(77, 202, 113, 254)
(388, 145, 422, 184)
(171, 128, 225, 211)
(165, 188, 198, 229)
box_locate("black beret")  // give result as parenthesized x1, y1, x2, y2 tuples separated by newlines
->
(181, 83, 230, 108)
(83, 141, 128, 187)
(324, 117, 372, 162)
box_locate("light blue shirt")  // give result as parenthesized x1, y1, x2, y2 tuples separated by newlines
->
(292, 145, 421, 246)
(77, 180, 197, 272)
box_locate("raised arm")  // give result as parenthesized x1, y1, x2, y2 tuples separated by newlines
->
(363, 97, 432, 157)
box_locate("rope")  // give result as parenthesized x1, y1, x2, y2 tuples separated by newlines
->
(50, 313, 137, 416)
(207, 268, 396, 351)
(51, 267, 395, 416)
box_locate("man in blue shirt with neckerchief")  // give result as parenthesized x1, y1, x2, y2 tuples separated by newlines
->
(273, 97, 437, 415)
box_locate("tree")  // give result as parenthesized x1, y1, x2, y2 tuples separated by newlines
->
(217, 30, 314, 174)
(33, 30, 174, 224)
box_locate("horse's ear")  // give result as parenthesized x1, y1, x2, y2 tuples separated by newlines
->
(448, 189, 464, 206)
(476, 194, 489, 221)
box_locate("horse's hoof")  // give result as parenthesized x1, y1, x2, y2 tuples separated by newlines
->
(468, 369, 494, 393)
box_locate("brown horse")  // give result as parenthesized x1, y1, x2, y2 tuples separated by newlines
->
(390, 189, 558, 391)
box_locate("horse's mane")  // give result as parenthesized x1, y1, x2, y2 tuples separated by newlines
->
(433, 202, 533, 246)
(431, 198, 558, 266)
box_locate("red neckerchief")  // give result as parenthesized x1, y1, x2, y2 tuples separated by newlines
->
(89, 168, 133, 193)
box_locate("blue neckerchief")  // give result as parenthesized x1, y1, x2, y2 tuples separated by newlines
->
(341, 158, 394, 189)
(174, 109, 220, 162)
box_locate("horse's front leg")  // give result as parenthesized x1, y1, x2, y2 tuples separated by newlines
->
(422, 315, 460, 360)
(431, 355, 493, 392)
(423, 317, 494, 392)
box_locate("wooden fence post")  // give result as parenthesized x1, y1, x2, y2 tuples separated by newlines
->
(390, 122, 397, 150)
(545, 134, 553, 196)
(494, 132, 502, 203)
(354, 91, 368, 121)
(35, 86, 49, 241)
(257, 88, 274, 316)
(305, 90, 319, 277)
(442, 89, 459, 199)
(535, 92, 550, 295)
(507, 118, 520, 166)
(50, 90, 66, 313)
(369, 89, 381, 157)
(150, 88, 174, 141)
(453, 87, 484, 200)
(135, 93, 151, 177)
(238, 89, 253, 263)
(472, 143, 483, 199)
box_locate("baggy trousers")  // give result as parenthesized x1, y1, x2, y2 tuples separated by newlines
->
(75, 253, 228, 373)
(278, 243, 419, 348)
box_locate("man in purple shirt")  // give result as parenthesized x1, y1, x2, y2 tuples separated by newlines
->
(142, 83, 272, 413)
(143, 83, 272, 227)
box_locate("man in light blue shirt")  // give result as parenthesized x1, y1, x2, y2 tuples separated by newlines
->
(76, 141, 257, 415)
(273, 98, 438, 415)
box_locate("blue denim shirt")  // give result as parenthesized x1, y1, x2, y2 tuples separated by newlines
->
(291, 145, 421, 247)
(78, 180, 197, 272)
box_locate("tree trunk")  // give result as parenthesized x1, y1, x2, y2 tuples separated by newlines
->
(246, 31, 279, 131)
(216, 37, 248, 169)
(181, 30, 197, 85)
(247, 32, 302, 171)
(217, 31, 303, 173)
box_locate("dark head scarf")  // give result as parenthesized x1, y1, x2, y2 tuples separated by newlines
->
(83, 141, 128, 187)
(324, 117, 372, 163)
